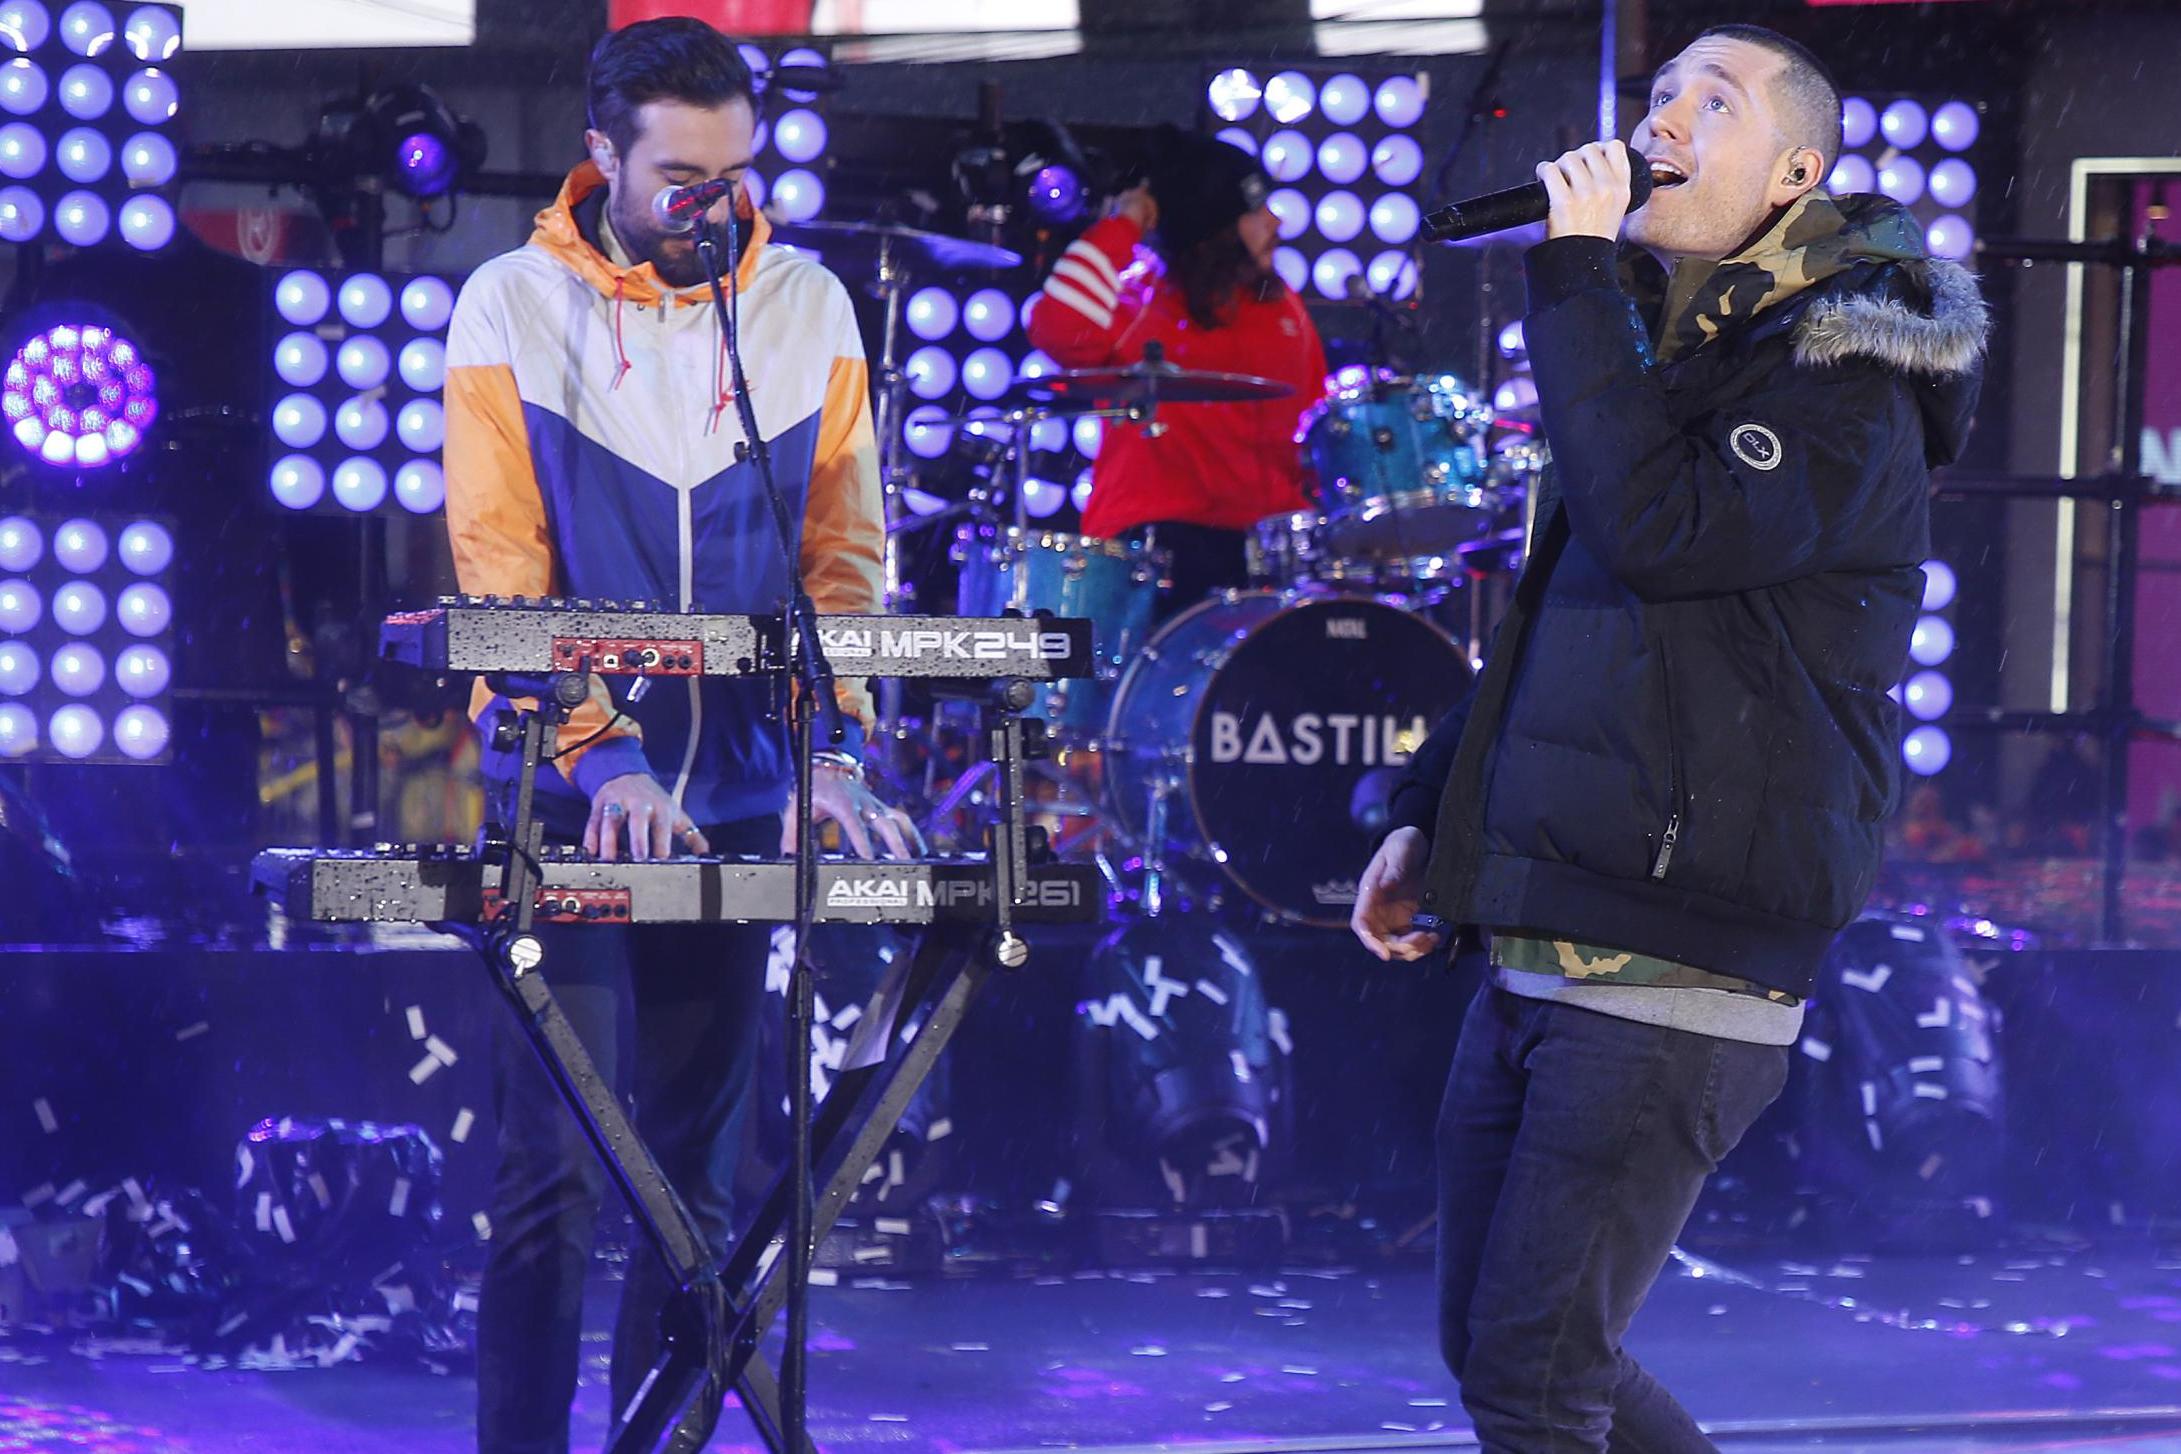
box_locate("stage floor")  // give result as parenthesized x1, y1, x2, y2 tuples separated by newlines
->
(7, 1241, 2181, 1453)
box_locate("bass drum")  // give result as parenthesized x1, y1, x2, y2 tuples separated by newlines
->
(1105, 593, 1472, 927)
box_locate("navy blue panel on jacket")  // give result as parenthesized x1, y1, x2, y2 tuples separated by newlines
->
(1386, 195, 1989, 998)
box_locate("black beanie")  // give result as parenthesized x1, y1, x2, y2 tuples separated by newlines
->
(1144, 126, 1272, 258)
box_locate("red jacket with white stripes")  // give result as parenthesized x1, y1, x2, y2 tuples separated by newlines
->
(1027, 216, 1329, 538)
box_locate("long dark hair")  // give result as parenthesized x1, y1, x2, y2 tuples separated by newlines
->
(1162, 227, 1272, 331)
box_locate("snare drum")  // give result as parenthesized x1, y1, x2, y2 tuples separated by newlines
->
(955, 526, 1165, 740)
(1105, 591, 1471, 927)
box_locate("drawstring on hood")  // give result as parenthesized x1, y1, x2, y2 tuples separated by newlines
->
(534, 161, 771, 405)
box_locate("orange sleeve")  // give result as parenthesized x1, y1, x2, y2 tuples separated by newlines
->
(800, 352, 884, 732)
(443, 358, 645, 785)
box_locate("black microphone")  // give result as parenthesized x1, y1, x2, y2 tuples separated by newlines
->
(651, 178, 738, 235)
(1424, 156, 1653, 245)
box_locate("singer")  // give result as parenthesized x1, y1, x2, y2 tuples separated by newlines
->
(1027, 127, 1327, 611)
(1351, 26, 1988, 1453)
(442, 18, 916, 1453)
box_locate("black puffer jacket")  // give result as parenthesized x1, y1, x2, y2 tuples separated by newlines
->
(1387, 196, 1988, 998)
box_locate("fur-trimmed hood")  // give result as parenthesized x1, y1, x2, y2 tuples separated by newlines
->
(1795, 252, 1990, 467)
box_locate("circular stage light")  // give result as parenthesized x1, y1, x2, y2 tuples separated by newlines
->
(774, 109, 826, 164)
(276, 270, 332, 326)
(0, 57, 42, 115)
(1320, 73, 1370, 126)
(48, 702, 101, 758)
(1370, 193, 1421, 245)
(963, 288, 1014, 343)
(1840, 96, 1877, 150)
(338, 273, 394, 328)
(114, 702, 167, 759)
(0, 515, 40, 570)
(51, 578, 104, 633)
(395, 459, 445, 513)
(401, 275, 454, 331)
(334, 395, 390, 450)
(904, 345, 956, 401)
(0, 182, 38, 241)
(1928, 158, 1977, 209)
(58, 1, 113, 56)
(6, 324, 155, 468)
(273, 332, 328, 388)
(1932, 100, 1979, 153)
(123, 5, 179, 61)
(1265, 71, 1315, 124)
(336, 335, 391, 391)
(116, 642, 168, 697)
(0, 1, 52, 52)
(118, 519, 170, 574)
(116, 580, 168, 634)
(56, 125, 110, 182)
(907, 287, 958, 342)
(396, 398, 444, 452)
(398, 337, 446, 392)
(121, 129, 176, 185)
(272, 393, 327, 449)
(1921, 559, 1957, 611)
(1312, 247, 1362, 300)
(1261, 130, 1312, 184)
(1902, 724, 1951, 776)
(0, 578, 37, 631)
(1317, 132, 1367, 186)
(58, 61, 109, 118)
(332, 456, 389, 512)
(1375, 75, 1424, 128)
(53, 187, 108, 246)
(1881, 99, 1928, 150)
(1207, 68, 1262, 123)
(0, 640, 36, 695)
(1272, 246, 1306, 294)
(269, 454, 326, 510)
(49, 640, 104, 695)
(1267, 188, 1308, 241)
(0, 702, 31, 755)
(0, 120, 45, 179)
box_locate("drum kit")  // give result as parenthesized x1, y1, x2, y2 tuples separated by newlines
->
(780, 219, 1548, 929)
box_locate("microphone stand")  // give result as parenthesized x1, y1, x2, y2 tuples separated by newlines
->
(694, 204, 840, 1454)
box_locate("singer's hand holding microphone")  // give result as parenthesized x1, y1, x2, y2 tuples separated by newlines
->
(1423, 139, 1653, 244)
(1536, 140, 1638, 241)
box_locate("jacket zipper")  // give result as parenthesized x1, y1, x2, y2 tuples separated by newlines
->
(1651, 637, 1684, 881)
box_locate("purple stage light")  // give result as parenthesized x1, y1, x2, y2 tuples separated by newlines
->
(5, 323, 156, 468)
(46, 701, 101, 758)
(397, 130, 449, 187)
(1027, 162, 1086, 225)
(0, 701, 33, 755)
(1902, 724, 1951, 776)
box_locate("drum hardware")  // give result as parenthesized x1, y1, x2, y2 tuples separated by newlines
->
(783, 218, 1023, 722)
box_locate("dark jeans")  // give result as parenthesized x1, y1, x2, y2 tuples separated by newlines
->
(476, 815, 778, 1454)
(1437, 983, 1789, 1454)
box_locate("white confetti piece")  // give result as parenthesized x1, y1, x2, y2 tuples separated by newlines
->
(869, 1414, 908, 1423)
(308, 1174, 332, 1209)
(254, 1193, 272, 1232)
(1197, 1287, 1230, 1299)
(22, 1182, 54, 1208)
(875, 1218, 912, 1236)
(853, 1246, 891, 1263)
(218, 1312, 248, 1337)
(406, 1006, 428, 1040)
(32, 1098, 56, 1134)
(451, 1109, 476, 1144)
(1130, 1345, 1168, 1357)
(1799, 1038, 1832, 1062)
(1907, 1056, 1945, 1074)
(950, 1342, 990, 1352)
(1220, 1373, 1246, 1383)
(1118, 999, 1159, 1041)
(425, 1035, 459, 1067)
(1194, 979, 1231, 1005)
(381, 1283, 417, 1314)
(1269, 1009, 1294, 1055)
(1280, 1365, 1319, 1376)
(55, 1179, 86, 1205)
(810, 1268, 840, 1286)
(1865, 1120, 1884, 1151)
(1859, 1082, 1878, 1116)
(272, 1207, 296, 1244)
(409, 1055, 442, 1085)
(925, 1118, 954, 1142)
(1841, 964, 1892, 993)
(1382, 1423, 1418, 1432)
(1919, 1154, 1946, 1181)
(1913, 1083, 1950, 1100)
(174, 1021, 211, 1042)
(389, 1178, 411, 1218)
(1191, 1224, 1210, 1260)
(1206, 1402, 1234, 1413)
(473, 1211, 492, 1240)
(1916, 999, 1953, 1029)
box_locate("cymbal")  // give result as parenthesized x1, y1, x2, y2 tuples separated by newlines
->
(769, 219, 1021, 275)
(1000, 362, 1294, 413)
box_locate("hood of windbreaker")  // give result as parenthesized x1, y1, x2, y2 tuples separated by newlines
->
(529, 161, 771, 306)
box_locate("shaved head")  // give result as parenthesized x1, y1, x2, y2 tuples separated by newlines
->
(1694, 24, 1843, 171)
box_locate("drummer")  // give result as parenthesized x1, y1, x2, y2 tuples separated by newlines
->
(1028, 126, 1329, 610)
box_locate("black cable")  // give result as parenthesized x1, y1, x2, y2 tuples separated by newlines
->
(544, 707, 630, 762)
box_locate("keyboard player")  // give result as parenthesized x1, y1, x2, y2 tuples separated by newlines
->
(441, 19, 920, 1453)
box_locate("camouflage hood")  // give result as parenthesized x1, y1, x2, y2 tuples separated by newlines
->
(1638, 192, 1988, 465)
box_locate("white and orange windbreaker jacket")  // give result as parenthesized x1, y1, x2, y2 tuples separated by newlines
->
(444, 163, 884, 833)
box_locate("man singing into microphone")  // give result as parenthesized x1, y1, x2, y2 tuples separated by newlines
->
(444, 18, 916, 1452)
(1351, 26, 1986, 1451)
(1028, 128, 1327, 608)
